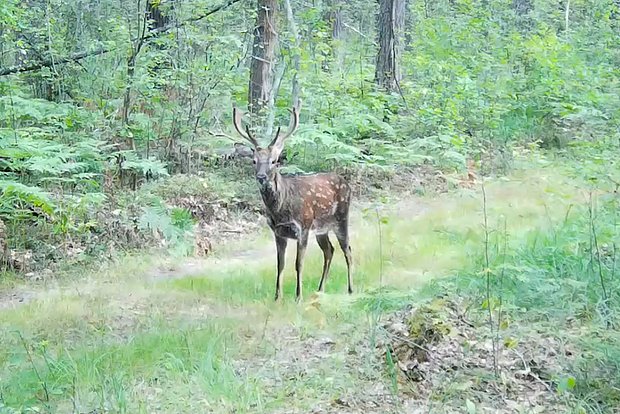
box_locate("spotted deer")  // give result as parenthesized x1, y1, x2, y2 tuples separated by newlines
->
(232, 105, 353, 302)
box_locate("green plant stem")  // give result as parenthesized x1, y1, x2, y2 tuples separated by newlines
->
(17, 331, 50, 406)
(481, 181, 499, 378)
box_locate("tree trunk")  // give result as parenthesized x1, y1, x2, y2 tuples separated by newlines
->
(146, 0, 169, 30)
(330, 2, 343, 41)
(146, 0, 172, 80)
(375, 0, 406, 92)
(121, 0, 150, 150)
(283, 0, 301, 109)
(323, 0, 344, 71)
(248, 0, 278, 115)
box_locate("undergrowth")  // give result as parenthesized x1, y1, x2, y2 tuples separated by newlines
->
(361, 142, 620, 413)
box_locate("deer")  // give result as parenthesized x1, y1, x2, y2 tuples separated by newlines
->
(232, 105, 353, 302)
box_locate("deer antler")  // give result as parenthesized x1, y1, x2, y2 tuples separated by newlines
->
(269, 105, 300, 148)
(233, 106, 259, 147)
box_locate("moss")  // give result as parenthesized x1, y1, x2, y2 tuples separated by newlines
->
(406, 298, 453, 346)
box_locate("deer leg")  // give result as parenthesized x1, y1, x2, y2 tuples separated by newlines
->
(274, 235, 287, 302)
(316, 234, 334, 292)
(336, 225, 353, 294)
(295, 231, 309, 303)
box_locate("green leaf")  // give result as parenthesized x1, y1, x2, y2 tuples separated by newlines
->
(557, 376, 577, 393)
(465, 399, 476, 414)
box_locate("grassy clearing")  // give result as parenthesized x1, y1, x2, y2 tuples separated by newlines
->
(1, 158, 616, 413)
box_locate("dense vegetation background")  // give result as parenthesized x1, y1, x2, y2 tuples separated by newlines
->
(0, 0, 619, 412)
(1, 0, 619, 271)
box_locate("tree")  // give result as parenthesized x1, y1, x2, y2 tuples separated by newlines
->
(145, 0, 172, 79)
(283, 0, 301, 109)
(323, 0, 344, 70)
(248, 0, 278, 115)
(375, 0, 405, 92)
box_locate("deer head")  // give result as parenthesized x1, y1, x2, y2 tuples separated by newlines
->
(232, 106, 299, 186)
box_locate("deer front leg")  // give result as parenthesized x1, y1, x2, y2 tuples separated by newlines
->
(295, 231, 309, 303)
(275, 235, 288, 302)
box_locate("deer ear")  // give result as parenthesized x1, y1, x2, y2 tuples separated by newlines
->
(269, 141, 285, 160)
(269, 140, 282, 154)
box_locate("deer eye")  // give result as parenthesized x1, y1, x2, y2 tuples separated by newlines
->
(271, 160, 276, 165)
(252, 159, 257, 165)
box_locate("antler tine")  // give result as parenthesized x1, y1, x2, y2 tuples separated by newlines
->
(269, 106, 300, 148)
(233, 106, 259, 147)
(273, 126, 281, 142)
(244, 125, 257, 144)
(281, 106, 300, 141)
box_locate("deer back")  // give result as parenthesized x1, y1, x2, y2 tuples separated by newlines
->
(262, 172, 351, 237)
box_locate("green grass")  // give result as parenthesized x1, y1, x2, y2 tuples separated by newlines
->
(1, 158, 617, 413)
(1, 322, 257, 413)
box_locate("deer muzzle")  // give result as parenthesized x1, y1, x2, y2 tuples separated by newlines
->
(256, 172, 268, 184)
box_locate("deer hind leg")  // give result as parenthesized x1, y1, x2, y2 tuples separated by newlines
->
(274, 235, 288, 302)
(316, 234, 334, 292)
(295, 231, 309, 303)
(335, 222, 353, 294)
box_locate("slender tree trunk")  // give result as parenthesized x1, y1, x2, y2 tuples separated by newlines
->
(564, 0, 571, 32)
(323, 0, 344, 71)
(375, 0, 406, 92)
(330, 2, 343, 41)
(146, 0, 172, 81)
(265, 59, 286, 137)
(121, 0, 149, 151)
(249, 0, 277, 115)
(283, 0, 301, 109)
(146, 0, 168, 29)
(404, 0, 414, 52)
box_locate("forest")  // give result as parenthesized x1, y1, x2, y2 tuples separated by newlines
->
(0, 0, 619, 412)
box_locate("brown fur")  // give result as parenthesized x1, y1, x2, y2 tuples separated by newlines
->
(233, 107, 353, 302)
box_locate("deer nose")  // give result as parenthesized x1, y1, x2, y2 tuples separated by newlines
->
(256, 173, 267, 182)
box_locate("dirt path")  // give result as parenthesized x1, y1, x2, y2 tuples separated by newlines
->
(0, 163, 570, 313)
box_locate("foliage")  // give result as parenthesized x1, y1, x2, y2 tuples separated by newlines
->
(0, 0, 619, 274)
(2, 1, 620, 411)
(422, 140, 620, 412)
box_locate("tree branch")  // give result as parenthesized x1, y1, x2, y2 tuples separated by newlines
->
(0, 0, 244, 77)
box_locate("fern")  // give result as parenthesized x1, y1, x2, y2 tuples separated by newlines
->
(118, 151, 169, 178)
(0, 180, 56, 217)
(136, 201, 195, 257)
(139, 205, 193, 243)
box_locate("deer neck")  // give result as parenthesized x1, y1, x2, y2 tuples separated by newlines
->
(259, 171, 287, 213)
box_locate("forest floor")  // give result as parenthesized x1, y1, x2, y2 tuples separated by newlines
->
(0, 156, 613, 413)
